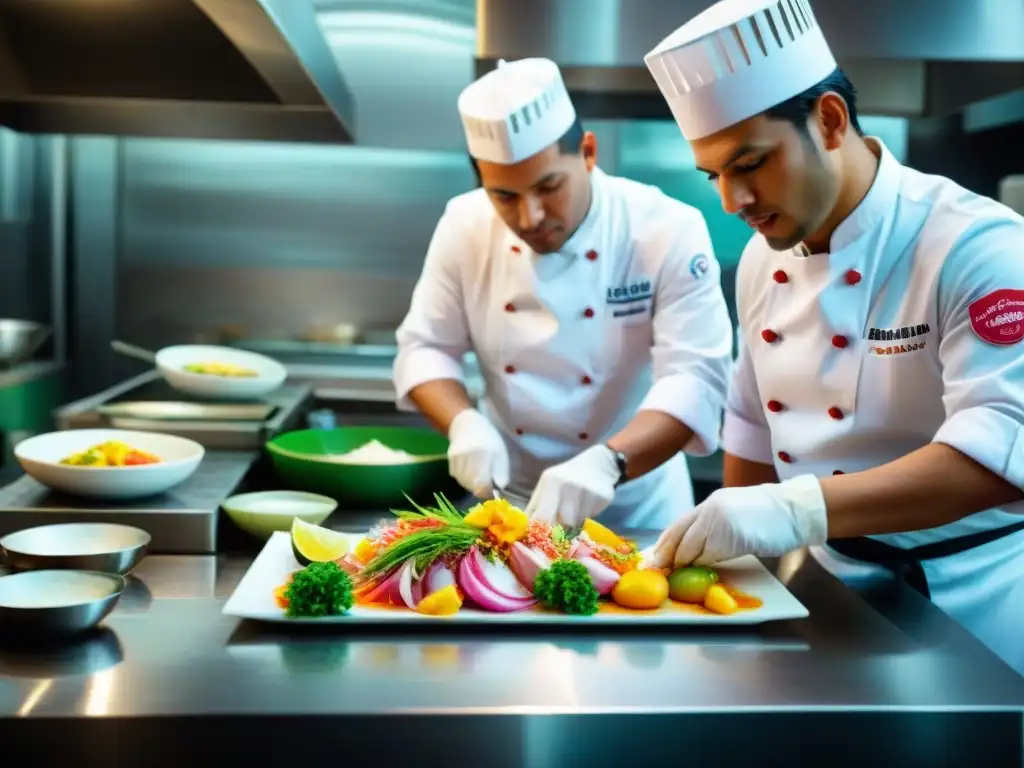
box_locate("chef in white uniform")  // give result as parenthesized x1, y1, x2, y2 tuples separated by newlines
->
(393, 58, 733, 531)
(644, 0, 1024, 672)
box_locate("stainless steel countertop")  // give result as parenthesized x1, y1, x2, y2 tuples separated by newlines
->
(1, 514, 1023, 763)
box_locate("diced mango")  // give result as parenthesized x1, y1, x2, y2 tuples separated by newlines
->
(416, 585, 462, 617)
(704, 584, 739, 615)
(582, 518, 626, 549)
(353, 538, 377, 564)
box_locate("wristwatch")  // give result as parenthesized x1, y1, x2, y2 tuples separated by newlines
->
(606, 445, 628, 487)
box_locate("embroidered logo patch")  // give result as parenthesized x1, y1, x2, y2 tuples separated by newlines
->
(969, 289, 1024, 345)
(689, 253, 709, 279)
(607, 278, 653, 305)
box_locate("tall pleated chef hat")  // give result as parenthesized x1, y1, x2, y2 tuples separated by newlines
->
(458, 58, 576, 164)
(644, 0, 837, 140)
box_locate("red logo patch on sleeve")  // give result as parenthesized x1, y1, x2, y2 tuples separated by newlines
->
(969, 289, 1024, 345)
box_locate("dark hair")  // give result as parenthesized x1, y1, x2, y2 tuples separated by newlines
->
(469, 117, 585, 188)
(763, 68, 863, 136)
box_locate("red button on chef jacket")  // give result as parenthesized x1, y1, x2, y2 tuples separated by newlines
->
(845, 269, 862, 285)
(504, 302, 515, 313)
(767, 400, 784, 412)
(581, 375, 592, 385)
(831, 335, 849, 349)
(504, 365, 516, 374)
(828, 406, 844, 420)
(515, 428, 523, 435)
(762, 329, 779, 343)
(777, 451, 793, 463)
(510, 245, 521, 254)
(772, 270, 789, 284)
(585, 250, 598, 261)
(583, 307, 595, 318)
(578, 432, 589, 440)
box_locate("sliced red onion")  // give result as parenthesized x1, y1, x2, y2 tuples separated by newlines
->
(508, 542, 552, 591)
(423, 560, 457, 595)
(576, 555, 621, 595)
(362, 567, 403, 604)
(468, 548, 533, 600)
(457, 552, 537, 613)
(569, 539, 594, 560)
(398, 559, 427, 610)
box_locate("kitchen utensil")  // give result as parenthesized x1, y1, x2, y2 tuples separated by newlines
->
(14, 428, 205, 500)
(1, 522, 151, 575)
(0, 319, 51, 367)
(265, 426, 456, 509)
(111, 340, 287, 401)
(0, 570, 125, 638)
(222, 490, 338, 540)
(97, 401, 274, 422)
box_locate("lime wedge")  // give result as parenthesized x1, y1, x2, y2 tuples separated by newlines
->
(291, 518, 350, 566)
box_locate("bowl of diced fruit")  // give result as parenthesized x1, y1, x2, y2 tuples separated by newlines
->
(14, 429, 205, 500)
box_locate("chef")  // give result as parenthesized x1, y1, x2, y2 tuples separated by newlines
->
(643, 0, 1024, 672)
(393, 58, 733, 531)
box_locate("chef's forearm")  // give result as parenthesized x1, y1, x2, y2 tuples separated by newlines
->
(407, 379, 475, 435)
(820, 443, 1024, 539)
(723, 453, 779, 488)
(607, 410, 694, 481)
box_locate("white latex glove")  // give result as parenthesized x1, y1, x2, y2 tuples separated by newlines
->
(650, 474, 828, 568)
(525, 445, 619, 528)
(446, 409, 510, 498)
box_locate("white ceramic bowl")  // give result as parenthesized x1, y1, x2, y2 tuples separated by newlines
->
(156, 345, 287, 401)
(14, 429, 205, 500)
(221, 491, 337, 540)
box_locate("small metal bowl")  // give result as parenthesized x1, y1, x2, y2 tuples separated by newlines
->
(0, 523, 151, 575)
(0, 570, 125, 638)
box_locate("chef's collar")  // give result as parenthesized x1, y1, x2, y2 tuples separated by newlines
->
(792, 137, 900, 258)
(553, 166, 605, 260)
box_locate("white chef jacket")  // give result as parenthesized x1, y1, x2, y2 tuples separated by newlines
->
(723, 138, 1024, 673)
(394, 167, 733, 530)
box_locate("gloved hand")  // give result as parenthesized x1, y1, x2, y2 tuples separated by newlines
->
(650, 474, 828, 568)
(447, 409, 510, 498)
(525, 445, 620, 529)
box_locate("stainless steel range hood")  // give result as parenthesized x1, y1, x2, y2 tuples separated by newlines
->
(0, 0, 356, 143)
(477, 0, 1024, 124)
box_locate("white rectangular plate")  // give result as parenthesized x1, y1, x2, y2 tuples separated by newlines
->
(223, 532, 809, 626)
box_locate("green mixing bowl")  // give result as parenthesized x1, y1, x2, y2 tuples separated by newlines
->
(265, 426, 461, 510)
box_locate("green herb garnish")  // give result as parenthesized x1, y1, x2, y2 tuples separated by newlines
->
(284, 561, 354, 618)
(550, 525, 570, 554)
(362, 525, 482, 579)
(391, 493, 466, 525)
(533, 560, 599, 616)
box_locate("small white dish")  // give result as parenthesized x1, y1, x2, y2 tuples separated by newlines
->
(222, 490, 338, 540)
(14, 429, 204, 500)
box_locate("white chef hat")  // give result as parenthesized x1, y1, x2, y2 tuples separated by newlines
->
(644, 0, 837, 140)
(458, 58, 577, 164)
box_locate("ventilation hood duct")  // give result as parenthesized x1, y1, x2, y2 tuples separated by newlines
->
(476, 0, 1024, 125)
(0, 0, 356, 143)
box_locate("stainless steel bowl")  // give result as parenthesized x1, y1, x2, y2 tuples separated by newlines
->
(0, 570, 125, 637)
(0, 319, 51, 367)
(1, 523, 151, 575)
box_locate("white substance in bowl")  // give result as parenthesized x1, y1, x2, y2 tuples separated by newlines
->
(328, 439, 421, 465)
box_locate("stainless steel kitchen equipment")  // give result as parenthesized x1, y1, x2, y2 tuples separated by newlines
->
(0, 319, 50, 368)
(56, 370, 312, 450)
(1, 522, 151, 575)
(0, 0, 356, 143)
(477, 0, 1024, 124)
(0, 450, 257, 555)
(0, 569, 124, 638)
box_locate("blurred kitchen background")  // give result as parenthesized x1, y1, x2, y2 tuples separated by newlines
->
(0, 0, 1022, 487)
